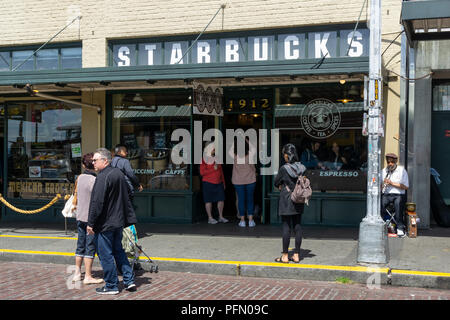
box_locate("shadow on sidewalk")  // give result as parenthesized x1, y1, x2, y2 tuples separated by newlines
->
(1, 220, 448, 240)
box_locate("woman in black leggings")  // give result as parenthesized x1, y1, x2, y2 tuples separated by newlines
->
(273, 144, 306, 263)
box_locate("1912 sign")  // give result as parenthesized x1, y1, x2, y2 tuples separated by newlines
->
(226, 98, 271, 112)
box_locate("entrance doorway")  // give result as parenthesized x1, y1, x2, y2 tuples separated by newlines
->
(221, 112, 264, 222)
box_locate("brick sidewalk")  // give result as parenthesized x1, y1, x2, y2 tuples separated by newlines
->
(1, 261, 449, 300)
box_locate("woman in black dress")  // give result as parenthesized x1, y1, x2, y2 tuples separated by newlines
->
(274, 144, 306, 263)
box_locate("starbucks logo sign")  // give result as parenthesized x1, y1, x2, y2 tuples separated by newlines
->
(301, 98, 341, 139)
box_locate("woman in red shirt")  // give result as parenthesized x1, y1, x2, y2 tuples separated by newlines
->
(200, 144, 228, 224)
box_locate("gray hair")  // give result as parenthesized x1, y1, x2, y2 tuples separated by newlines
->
(95, 148, 112, 162)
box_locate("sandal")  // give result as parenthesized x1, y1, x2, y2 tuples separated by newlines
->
(274, 256, 289, 264)
(290, 254, 300, 263)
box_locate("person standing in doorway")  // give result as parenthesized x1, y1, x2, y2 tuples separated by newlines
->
(381, 153, 409, 237)
(87, 148, 138, 295)
(274, 144, 306, 263)
(72, 153, 104, 285)
(229, 137, 257, 227)
(200, 143, 228, 224)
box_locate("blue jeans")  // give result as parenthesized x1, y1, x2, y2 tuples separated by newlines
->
(234, 183, 256, 217)
(76, 221, 96, 259)
(95, 228, 134, 290)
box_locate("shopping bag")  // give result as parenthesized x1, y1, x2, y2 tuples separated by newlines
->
(62, 194, 77, 218)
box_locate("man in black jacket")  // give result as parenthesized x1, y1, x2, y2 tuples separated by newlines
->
(87, 148, 138, 295)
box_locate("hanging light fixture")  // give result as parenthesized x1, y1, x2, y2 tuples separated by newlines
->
(133, 93, 144, 102)
(348, 85, 359, 96)
(289, 87, 301, 98)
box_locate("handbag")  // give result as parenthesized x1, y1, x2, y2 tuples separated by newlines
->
(62, 178, 79, 218)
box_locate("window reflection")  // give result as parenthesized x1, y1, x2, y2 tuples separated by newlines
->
(112, 92, 191, 191)
(7, 102, 82, 199)
(275, 84, 367, 192)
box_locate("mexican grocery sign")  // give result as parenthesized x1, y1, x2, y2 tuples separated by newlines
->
(112, 28, 369, 67)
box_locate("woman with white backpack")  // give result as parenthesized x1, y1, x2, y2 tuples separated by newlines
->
(273, 144, 307, 264)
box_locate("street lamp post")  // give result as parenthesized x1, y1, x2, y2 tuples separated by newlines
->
(357, 0, 389, 264)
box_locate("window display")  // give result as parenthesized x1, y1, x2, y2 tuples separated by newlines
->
(7, 101, 81, 199)
(111, 91, 191, 191)
(274, 85, 367, 192)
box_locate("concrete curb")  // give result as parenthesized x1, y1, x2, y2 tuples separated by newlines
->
(5, 250, 450, 290)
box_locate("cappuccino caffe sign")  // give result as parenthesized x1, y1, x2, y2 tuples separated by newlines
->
(301, 98, 341, 139)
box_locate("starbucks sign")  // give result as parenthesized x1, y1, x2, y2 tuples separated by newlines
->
(301, 98, 341, 139)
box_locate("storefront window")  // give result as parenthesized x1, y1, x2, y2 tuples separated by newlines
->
(432, 82, 450, 111)
(275, 84, 367, 192)
(36, 49, 59, 70)
(12, 51, 34, 71)
(6, 101, 82, 199)
(61, 47, 82, 69)
(0, 52, 10, 71)
(111, 91, 191, 191)
(0, 45, 82, 71)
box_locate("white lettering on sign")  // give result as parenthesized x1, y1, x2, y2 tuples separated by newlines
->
(254, 37, 269, 61)
(315, 33, 330, 58)
(112, 29, 368, 67)
(284, 35, 300, 60)
(225, 39, 239, 62)
(145, 44, 157, 65)
(197, 41, 211, 63)
(170, 43, 183, 64)
(319, 171, 359, 177)
(347, 31, 363, 57)
(118, 46, 131, 66)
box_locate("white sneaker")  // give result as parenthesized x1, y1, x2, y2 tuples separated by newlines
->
(238, 220, 246, 227)
(397, 229, 405, 237)
(208, 218, 218, 224)
(248, 220, 256, 227)
(218, 217, 229, 223)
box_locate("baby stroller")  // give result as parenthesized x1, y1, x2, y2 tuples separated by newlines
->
(122, 225, 159, 273)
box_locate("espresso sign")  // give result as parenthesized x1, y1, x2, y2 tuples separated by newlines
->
(305, 170, 366, 192)
(111, 28, 369, 67)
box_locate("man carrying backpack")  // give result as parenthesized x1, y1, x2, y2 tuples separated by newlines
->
(273, 143, 307, 264)
(111, 144, 143, 199)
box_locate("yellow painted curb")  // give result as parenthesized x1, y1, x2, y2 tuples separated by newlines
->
(1, 248, 449, 279)
(390, 269, 450, 278)
(0, 249, 74, 256)
(0, 235, 77, 240)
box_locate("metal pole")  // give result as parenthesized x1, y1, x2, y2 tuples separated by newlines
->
(357, 0, 389, 264)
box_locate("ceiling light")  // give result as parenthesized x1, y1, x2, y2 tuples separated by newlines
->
(339, 79, 346, 85)
(337, 98, 354, 103)
(289, 88, 301, 98)
(133, 93, 144, 102)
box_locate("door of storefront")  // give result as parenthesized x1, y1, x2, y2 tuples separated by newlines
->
(0, 104, 4, 219)
(221, 112, 264, 221)
(431, 111, 450, 204)
(431, 82, 450, 205)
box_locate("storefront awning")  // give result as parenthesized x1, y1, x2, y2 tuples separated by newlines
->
(401, 0, 450, 45)
(0, 57, 368, 94)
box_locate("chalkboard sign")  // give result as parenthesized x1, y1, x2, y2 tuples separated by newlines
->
(122, 134, 139, 150)
(154, 132, 166, 149)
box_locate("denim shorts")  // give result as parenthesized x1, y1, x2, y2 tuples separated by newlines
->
(76, 221, 96, 259)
